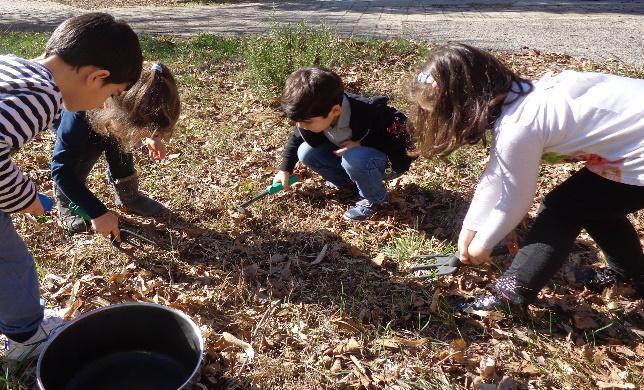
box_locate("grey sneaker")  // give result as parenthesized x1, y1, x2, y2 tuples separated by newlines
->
(3, 308, 68, 362)
(342, 199, 383, 221)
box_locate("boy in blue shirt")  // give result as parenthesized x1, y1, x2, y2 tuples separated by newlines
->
(0, 12, 142, 361)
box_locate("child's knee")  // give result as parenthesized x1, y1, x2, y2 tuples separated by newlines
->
(341, 148, 386, 172)
(296, 143, 315, 165)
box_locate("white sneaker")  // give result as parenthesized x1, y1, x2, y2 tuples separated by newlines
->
(3, 308, 68, 362)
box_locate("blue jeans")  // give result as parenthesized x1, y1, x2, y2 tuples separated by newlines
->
(297, 142, 392, 203)
(0, 212, 44, 340)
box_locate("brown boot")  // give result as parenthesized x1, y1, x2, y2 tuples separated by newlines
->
(111, 173, 168, 217)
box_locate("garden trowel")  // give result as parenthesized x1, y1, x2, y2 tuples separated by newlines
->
(235, 175, 298, 214)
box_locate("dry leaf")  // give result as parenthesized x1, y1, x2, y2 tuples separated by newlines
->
(573, 313, 599, 330)
(221, 332, 255, 359)
(448, 339, 467, 363)
(479, 356, 496, 379)
(348, 244, 365, 257)
(332, 317, 366, 334)
(379, 337, 427, 350)
(596, 381, 636, 390)
(429, 288, 441, 313)
(63, 302, 78, 321)
(330, 358, 343, 372)
(334, 338, 361, 355)
(582, 344, 594, 361)
(449, 338, 467, 351)
(371, 253, 386, 267)
(635, 343, 644, 357)
(491, 327, 512, 339)
(311, 244, 329, 265)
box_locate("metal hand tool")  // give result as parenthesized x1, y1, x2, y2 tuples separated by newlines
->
(410, 241, 519, 278)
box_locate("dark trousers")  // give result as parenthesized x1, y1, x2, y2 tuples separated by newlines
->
(55, 135, 136, 208)
(503, 168, 644, 303)
(78, 134, 136, 182)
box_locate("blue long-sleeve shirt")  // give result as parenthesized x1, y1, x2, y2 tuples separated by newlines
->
(51, 111, 108, 219)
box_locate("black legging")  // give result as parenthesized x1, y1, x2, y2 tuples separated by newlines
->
(502, 168, 644, 303)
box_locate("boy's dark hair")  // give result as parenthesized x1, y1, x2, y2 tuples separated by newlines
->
(45, 12, 142, 86)
(281, 67, 344, 121)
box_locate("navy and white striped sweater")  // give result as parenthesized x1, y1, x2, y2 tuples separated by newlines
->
(0, 55, 62, 212)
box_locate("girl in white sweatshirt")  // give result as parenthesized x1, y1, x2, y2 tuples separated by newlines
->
(411, 43, 644, 313)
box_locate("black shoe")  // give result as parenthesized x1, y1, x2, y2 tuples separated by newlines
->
(576, 267, 624, 292)
(55, 189, 91, 235)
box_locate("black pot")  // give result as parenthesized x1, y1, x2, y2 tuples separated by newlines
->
(36, 302, 203, 390)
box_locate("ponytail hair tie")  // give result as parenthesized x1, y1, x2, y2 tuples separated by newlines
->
(151, 63, 163, 74)
(417, 71, 437, 87)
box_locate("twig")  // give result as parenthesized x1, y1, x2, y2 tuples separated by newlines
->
(310, 243, 329, 265)
(251, 300, 279, 341)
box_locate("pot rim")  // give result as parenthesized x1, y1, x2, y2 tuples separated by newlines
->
(35, 301, 204, 390)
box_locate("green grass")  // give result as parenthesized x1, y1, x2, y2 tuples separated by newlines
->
(0, 32, 48, 57)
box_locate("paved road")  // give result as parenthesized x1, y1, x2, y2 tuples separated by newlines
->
(1, 0, 643, 67)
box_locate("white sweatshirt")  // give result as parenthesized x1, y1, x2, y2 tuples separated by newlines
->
(463, 70, 644, 249)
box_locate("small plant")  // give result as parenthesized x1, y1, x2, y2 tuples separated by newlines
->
(243, 21, 345, 97)
(384, 232, 455, 263)
(383, 230, 427, 261)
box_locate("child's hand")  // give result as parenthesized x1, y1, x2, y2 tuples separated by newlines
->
(91, 211, 121, 241)
(334, 140, 360, 156)
(273, 170, 292, 190)
(458, 225, 492, 264)
(457, 228, 476, 264)
(465, 245, 493, 265)
(19, 196, 45, 216)
(144, 137, 167, 160)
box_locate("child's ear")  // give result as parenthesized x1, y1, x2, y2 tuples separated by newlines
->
(330, 104, 342, 117)
(86, 68, 111, 87)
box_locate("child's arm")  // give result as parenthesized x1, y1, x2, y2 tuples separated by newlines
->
(0, 90, 60, 214)
(51, 111, 109, 219)
(462, 124, 544, 262)
(274, 127, 305, 188)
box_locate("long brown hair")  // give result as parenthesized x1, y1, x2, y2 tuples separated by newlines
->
(88, 62, 181, 149)
(410, 43, 532, 158)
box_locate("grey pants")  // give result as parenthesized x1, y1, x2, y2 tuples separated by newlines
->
(0, 211, 43, 339)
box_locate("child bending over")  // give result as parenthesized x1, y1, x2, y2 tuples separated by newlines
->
(274, 67, 414, 220)
(1, 13, 142, 361)
(52, 62, 180, 239)
(410, 43, 644, 313)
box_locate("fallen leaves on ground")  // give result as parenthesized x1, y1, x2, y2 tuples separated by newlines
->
(8, 35, 644, 389)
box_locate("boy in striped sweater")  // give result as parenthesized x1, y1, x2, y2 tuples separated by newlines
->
(0, 13, 142, 362)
